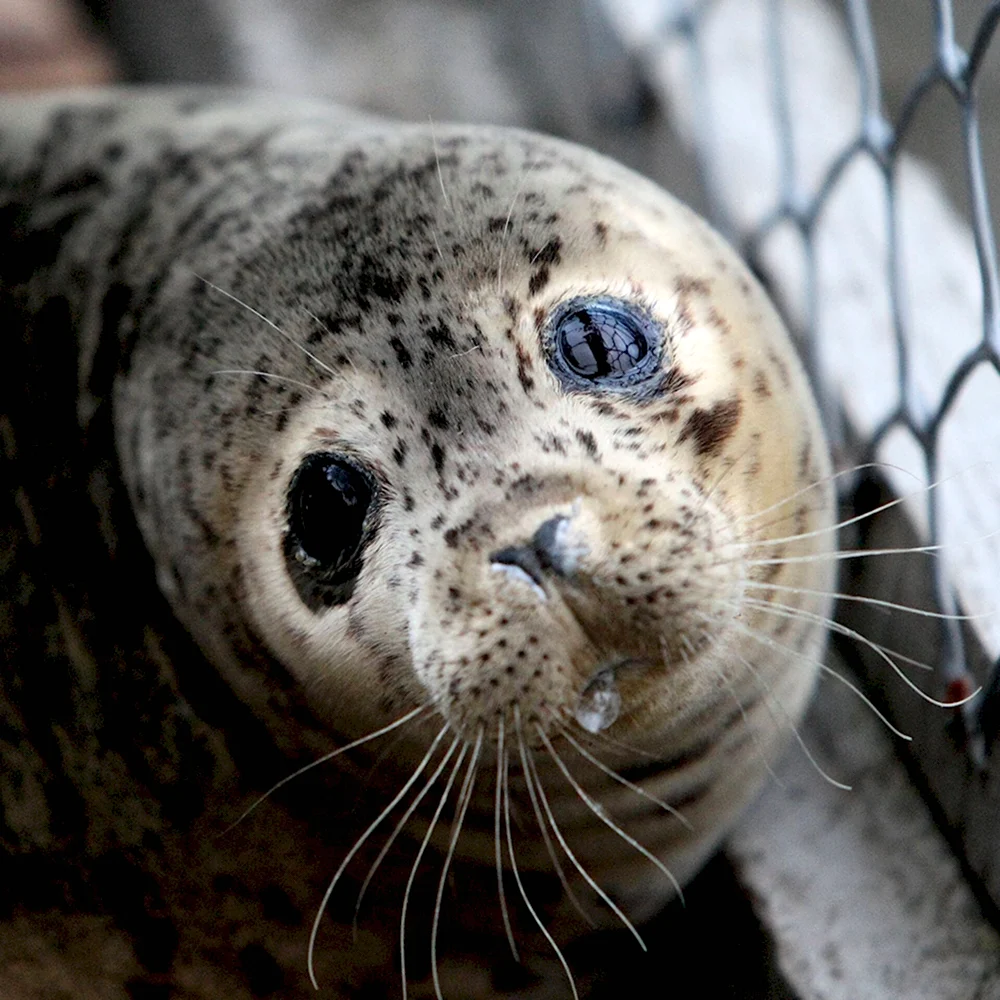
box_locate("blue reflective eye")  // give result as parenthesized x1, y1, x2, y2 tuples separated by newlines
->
(547, 297, 661, 391)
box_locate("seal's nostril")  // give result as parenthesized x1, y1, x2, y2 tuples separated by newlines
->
(489, 544, 546, 588)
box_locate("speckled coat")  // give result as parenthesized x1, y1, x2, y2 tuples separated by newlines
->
(0, 90, 833, 999)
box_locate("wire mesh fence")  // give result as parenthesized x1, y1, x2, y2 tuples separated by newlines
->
(597, 0, 1000, 913)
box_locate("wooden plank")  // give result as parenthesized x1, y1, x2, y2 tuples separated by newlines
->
(729, 646, 1000, 999)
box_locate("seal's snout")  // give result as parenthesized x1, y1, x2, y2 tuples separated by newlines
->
(488, 511, 584, 596)
(409, 470, 747, 742)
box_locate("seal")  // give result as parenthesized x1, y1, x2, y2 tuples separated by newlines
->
(0, 89, 835, 997)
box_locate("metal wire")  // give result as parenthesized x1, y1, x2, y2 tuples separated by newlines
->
(639, 0, 1000, 753)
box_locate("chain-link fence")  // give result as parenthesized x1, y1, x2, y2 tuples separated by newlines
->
(596, 0, 1000, 916)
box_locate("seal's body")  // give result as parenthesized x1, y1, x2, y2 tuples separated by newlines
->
(0, 91, 835, 997)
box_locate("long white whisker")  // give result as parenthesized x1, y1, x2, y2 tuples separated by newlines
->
(553, 715, 664, 761)
(195, 274, 340, 379)
(744, 579, 990, 622)
(495, 718, 519, 963)
(495, 175, 526, 294)
(306, 723, 450, 990)
(224, 705, 427, 834)
(738, 596, 982, 709)
(431, 730, 483, 1000)
(729, 644, 852, 791)
(514, 709, 595, 928)
(714, 612, 912, 741)
(711, 592, 937, 674)
(747, 541, 944, 566)
(735, 463, 989, 550)
(521, 728, 646, 950)
(503, 736, 580, 1000)
(536, 726, 685, 902)
(690, 628, 784, 787)
(352, 728, 463, 932)
(428, 117, 453, 212)
(557, 727, 693, 831)
(400, 741, 468, 1000)
(738, 461, 922, 524)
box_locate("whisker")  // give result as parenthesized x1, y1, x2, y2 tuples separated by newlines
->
(747, 541, 945, 566)
(734, 464, 987, 550)
(431, 730, 483, 1000)
(503, 735, 580, 1000)
(301, 309, 357, 366)
(195, 274, 340, 379)
(737, 596, 982, 709)
(715, 612, 912, 741)
(514, 709, 595, 928)
(536, 726, 685, 902)
(729, 643, 852, 791)
(495, 718, 519, 963)
(711, 592, 938, 674)
(223, 705, 427, 834)
(428, 117, 453, 212)
(692, 627, 785, 788)
(495, 175, 526, 294)
(553, 709, 664, 761)
(520, 724, 645, 950)
(744, 579, 991, 622)
(557, 727, 693, 831)
(695, 443, 756, 515)
(400, 742, 469, 1000)
(352, 728, 464, 932)
(738, 461, 922, 524)
(306, 723, 451, 990)
(208, 369, 323, 395)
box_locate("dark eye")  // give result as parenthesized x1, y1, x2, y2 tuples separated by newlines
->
(547, 297, 662, 392)
(284, 453, 379, 610)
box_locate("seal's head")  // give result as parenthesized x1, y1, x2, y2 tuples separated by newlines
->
(119, 120, 835, 906)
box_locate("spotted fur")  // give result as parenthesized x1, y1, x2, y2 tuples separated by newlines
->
(0, 90, 835, 998)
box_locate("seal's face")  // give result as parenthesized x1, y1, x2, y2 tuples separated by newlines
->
(197, 129, 835, 756)
(120, 123, 834, 903)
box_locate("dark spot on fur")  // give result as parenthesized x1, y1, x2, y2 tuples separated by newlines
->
(426, 320, 456, 351)
(798, 439, 813, 480)
(528, 267, 550, 296)
(389, 337, 412, 370)
(707, 307, 731, 334)
(752, 370, 771, 398)
(515, 343, 535, 393)
(675, 275, 710, 297)
(768, 347, 791, 387)
(356, 254, 407, 305)
(679, 397, 742, 457)
(576, 429, 599, 458)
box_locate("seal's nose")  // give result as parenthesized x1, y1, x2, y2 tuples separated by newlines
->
(488, 512, 581, 592)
